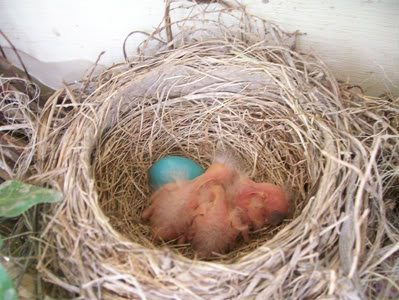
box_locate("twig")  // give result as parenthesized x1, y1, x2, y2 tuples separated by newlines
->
(164, 0, 174, 49)
(0, 44, 7, 59)
(81, 50, 105, 95)
(122, 31, 166, 63)
(0, 30, 32, 81)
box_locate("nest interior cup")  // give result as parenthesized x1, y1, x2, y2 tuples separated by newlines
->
(92, 64, 309, 256)
(34, 3, 399, 299)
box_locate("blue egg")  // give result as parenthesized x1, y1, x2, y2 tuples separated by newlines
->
(148, 155, 205, 190)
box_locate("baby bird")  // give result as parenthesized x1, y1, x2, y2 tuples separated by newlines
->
(142, 161, 237, 242)
(142, 180, 199, 241)
(188, 180, 249, 257)
(191, 161, 238, 190)
(234, 178, 290, 229)
(143, 155, 290, 258)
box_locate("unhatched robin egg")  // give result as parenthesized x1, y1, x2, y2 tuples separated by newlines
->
(148, 155, 204, 190)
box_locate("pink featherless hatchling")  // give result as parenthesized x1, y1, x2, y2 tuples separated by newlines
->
(142, 150, 291, 258)
(142, 161, 241, 243)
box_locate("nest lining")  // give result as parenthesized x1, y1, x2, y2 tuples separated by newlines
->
(17, 3, 398, 299)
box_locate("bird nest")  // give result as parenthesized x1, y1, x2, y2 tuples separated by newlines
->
(25, 2, 398, 299)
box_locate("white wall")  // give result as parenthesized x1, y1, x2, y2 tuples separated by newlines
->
(0, 0, 398, 96)
(243, 0, 399, 96)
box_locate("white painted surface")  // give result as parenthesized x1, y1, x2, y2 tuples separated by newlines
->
(0, 0, 165, 87)
(243, 0, 399, 96)
(0, 0, 398, 96)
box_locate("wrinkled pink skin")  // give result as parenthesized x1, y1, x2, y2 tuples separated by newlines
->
(189, 183, 249, 257)
(142, 162, 290, 256)
(142, 163, 239, 241)
(142, 180, 198, 240)
(234, 178, 290, 229)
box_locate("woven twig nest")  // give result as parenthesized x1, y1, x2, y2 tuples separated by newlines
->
(32, 3, 398, 299)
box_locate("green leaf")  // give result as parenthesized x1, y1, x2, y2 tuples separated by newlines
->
(0, 180, 62, 218)
(0, 264, 17, 300)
